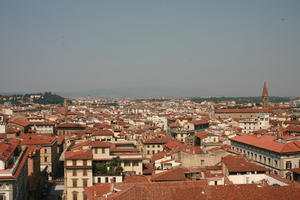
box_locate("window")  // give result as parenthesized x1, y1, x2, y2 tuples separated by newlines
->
(152, 150, 155, 154)
(83, 160, 87, 166)
(83, 169, 87, 176)
(200, 160, 204, 167)
(105, 177, 109, 183)
(83, 192, 87, 200)
(286, 172, 292, 180)
(44, 156, 48, 162)
(147, 151, 150, 155)
(245, 177, 250, 184)
(124, 161, 130, 166)
(72, 170, 77, 176)
(152, 145, 155, 148)
(97, 177, 101, 183)
(286, 161, 292, 169)
(275, 160, 278, 167)
(72, 192, 78, 200)
(73, 160, 77, 166)
(72, 179, 77, 187)
(132, 161, 139, 166)
(83, 179, 88, 187)
(95, 148, 98, 154)
(102, 148, 105, 154)
(0, 194, 5, 200)
(44, 148, 47, 153)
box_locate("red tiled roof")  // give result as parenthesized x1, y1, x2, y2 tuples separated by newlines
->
(92, 130, 114, 136)
(189, 120, 209, 125)
(6, 127, 20, 133)
(151, 168, 187, 182)
(169, 123, 180, 128)
(124, 175, 150, 183)
(57, 123, 86, 128)
(151, 151, 167, 162)
(91, 141, 114, 148)
(0, 147, 29, 180)
(230, 135, 300, 153)
(19, 134, 56, 145)
(291, 168, 300, 174)
(65, 149, 92, 160)
(0, 139, 19, 162)
(222, 155, 269, 173)
(215, 108, 270, 114)
(10, 119, 30, 127)
(85, 181, 300, 200)
(195, 131, 211, 139)
(142, 138, 168, 144)
(57, 136, 65, 145)
(29, 122, 55, 126)
(282, 125, 300, 133)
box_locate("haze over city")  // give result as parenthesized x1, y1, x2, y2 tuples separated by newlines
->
(1, 0, 300, 96)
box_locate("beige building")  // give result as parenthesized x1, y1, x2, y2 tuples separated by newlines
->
(141, 138, 166, 158)
(65, 150, 93, 200)
(64, 140, 144, 200)
(215, 109, 270, 120)
(230, 135, 300, 179)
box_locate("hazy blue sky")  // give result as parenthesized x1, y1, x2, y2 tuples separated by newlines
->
(0, 0, 299, 96)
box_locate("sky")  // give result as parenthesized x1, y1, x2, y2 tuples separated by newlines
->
(0, 0, 299, 96)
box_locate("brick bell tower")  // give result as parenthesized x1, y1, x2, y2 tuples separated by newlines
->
(262, 82, 269, 108)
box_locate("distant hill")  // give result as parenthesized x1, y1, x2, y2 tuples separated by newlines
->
(0, 92, 65, 105)
(60, 86, 216, 97)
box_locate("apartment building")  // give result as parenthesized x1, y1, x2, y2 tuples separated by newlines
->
(64, 140, 143, 200)
(141, 138, 166, 158)
(20, 134, 58, 180)
(215, 109, 270, 119)
(65, 150, 93, 200)
(239, 113, 270, 133)
(56, 123, 86, 138)
(230, 135, 300, 179)
(0, 140, 28, 200)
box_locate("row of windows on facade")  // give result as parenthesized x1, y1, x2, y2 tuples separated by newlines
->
(233, 146, 299, 169)
(71, 160, 138, 167)
(233, 147, 279, 167)
(243, 126, 263, 130)
(72, 160, 88, 166)
(147, 145, 161, 148)
(124, 161, 139, 166)
(72, 179, 89, 187)
(94, 148, 106, 154)
(147, 150, 161, 155)
(72, 169, 88, 176)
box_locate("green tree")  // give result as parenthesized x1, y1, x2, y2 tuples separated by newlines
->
(95, 163, 108, 175)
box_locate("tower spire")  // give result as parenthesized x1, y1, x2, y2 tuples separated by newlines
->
(262, 82, 269, 108)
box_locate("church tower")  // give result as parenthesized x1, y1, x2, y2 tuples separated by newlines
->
(262, 82, 269, 108)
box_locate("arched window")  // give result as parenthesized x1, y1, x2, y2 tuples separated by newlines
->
(72, 191, 78, 200)
(286, 172, 292, 180)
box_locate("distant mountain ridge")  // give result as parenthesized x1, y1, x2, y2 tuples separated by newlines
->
(59, 86, 216, 97)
